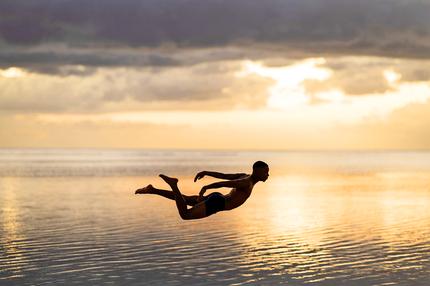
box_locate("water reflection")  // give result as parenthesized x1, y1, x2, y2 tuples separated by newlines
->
(0, 177, 28, 279)
(0, 168, 429, 285)
(226, 172, 430, 285)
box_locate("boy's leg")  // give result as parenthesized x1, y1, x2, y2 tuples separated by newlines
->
(159, 174, 207, 220)
(135, 184, 199, 206)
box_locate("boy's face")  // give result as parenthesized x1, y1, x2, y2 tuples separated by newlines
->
(255, 166, 269, 181)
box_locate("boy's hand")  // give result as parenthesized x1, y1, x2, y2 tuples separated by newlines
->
(194, 171, 207, 182)
(198, 186, 207, 201)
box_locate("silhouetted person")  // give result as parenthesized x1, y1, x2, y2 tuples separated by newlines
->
(135, 161, 269, 220)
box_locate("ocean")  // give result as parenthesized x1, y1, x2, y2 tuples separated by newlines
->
(0, 148, 429, 285)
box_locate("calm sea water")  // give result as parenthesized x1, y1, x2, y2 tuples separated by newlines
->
(0, 148, 429, 285)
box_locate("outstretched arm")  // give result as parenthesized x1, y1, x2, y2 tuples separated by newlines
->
(198, 178, 250, 199)
(194, 171, 247, 181)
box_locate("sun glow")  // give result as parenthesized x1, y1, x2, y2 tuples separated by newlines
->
(384, 70, 401, 84)
(238, 58, 332, 110)
(238, 58, 430, 124)
(0, 67, 26, 78)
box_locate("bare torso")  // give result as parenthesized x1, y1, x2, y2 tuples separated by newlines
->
(223, 174, 254, 210)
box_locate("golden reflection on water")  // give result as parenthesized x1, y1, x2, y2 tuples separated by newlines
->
(0, 177, 28, 276)
(176, 171, 430, 244)
(0, 170, 429, 284)
(226, 171, 430, 276)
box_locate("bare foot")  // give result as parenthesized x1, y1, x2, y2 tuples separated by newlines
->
(159, 174, 178, 186)
(135, 184, 154, 194)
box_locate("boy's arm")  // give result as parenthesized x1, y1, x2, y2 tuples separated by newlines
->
(198, 178, 249, 199)
(194, 171, 247, 181)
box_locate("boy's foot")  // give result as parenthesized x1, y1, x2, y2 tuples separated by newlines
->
(159, 174, 178, 186)
(135, 184, 154, 194)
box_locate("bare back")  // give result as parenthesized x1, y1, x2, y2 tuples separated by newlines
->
(223, 174, 255, 210)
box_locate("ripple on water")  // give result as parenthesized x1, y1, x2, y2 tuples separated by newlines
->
(2, 166, 430, 285)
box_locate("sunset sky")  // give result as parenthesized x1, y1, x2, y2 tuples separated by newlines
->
(1, 0, 430, 150)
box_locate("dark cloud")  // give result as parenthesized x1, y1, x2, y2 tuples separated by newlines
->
(1, 0, 430, 71)
(0, 44, 267, 75)
(0, 47, 181, 74)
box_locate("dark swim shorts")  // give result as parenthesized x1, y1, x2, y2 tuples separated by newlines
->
(204, 192, 226, 216)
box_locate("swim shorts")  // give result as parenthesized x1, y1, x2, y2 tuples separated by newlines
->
(204, 192, 226, 216)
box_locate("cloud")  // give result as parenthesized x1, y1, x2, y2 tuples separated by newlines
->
(0, 113, 192, 148)
(4, 100, 430, 150)
(0, 48, 180, 74)
(2, 55, 430, 115)
(0, 43, 269, 75)
(330, 100, 430, 150)
(0, 60, 274, 113)
(1, 0, 430, 73)
(303, 56, 430, 96)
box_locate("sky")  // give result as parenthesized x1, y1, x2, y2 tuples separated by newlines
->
(1, 0, 430, 150)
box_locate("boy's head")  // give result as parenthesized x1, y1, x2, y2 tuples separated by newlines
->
(252, 160, 269, 182)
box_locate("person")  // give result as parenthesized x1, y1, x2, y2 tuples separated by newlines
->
(135, 161, 269, 220)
